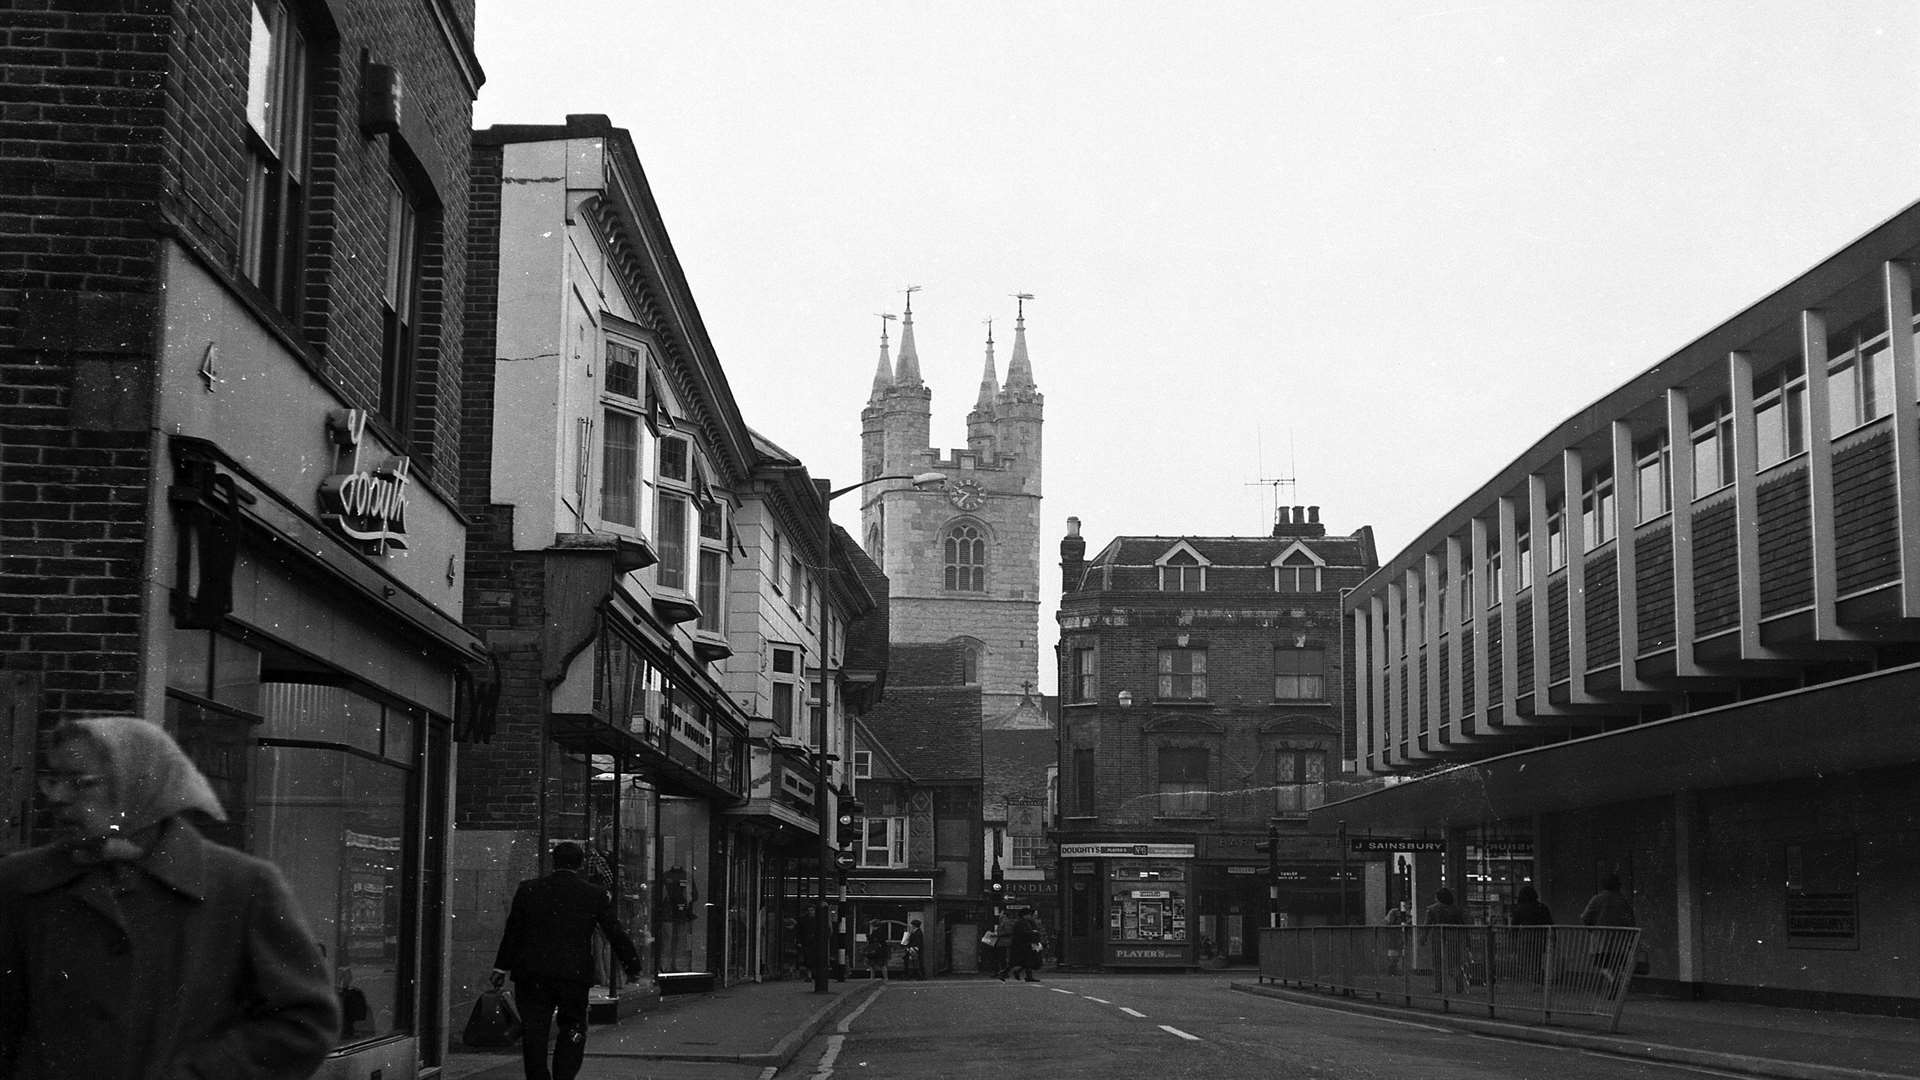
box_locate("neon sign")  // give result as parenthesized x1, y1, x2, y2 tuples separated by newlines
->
(318, 408, 411, 553)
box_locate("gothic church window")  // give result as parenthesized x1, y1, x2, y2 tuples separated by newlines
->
(944, 523, 986, 591)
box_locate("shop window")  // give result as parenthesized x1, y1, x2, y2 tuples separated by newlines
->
(1156, 747, 1209, 815)
(1107, 859, 1189, 948)
(1156, 647, 1207, 700)
(241, 0, 312, 315)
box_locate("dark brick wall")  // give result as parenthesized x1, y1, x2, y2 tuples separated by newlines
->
(1692, 501, 1739, 636)
(1758, 471, 1811, 616)
(1636, 525, 1675, 651)
(0, 0, 476, 725)
(1834, 433, 1897, 595)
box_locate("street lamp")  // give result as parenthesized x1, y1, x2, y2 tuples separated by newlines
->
(807, 469, 945, 992)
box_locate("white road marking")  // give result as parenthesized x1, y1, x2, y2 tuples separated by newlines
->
(1120, 1007, 1148, 1018)
(805, 986, 886, 1078)
(1159, 1025, 1201, 1041)
(1083, 996, 1112, 1003)
(1049, 987, 1074, 994)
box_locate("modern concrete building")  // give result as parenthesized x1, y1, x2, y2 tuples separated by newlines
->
(1324, 201, 1920, 1015)
(1054, 510, 1380, 968)
(1, 2, 486, 1075)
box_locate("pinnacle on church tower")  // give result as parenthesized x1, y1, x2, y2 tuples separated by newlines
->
(893, 286, 924, 387)
(974, 320, 998, 412)
(1003, 292, 1037, 394)
(870, 313, 895, 397)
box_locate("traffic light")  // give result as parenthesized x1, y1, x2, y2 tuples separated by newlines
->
(835, 801, 864, 848)
(1253, 825, 1280, 878)
(987, 864, 1006, 907)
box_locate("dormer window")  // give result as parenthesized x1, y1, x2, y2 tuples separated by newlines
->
(1272, 543, 1324, 592)
(1156, 542, 1208, 592)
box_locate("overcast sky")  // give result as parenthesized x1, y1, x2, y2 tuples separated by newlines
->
(473, 2, 1920, 692)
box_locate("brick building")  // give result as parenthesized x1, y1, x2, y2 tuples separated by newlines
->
(458, 115, 887, 1006)
(853, 641, 986, 974)
(1323, 200, 1920, 1015)
(1055, 510, 1379, 968)
(0, 1, 485, 1074)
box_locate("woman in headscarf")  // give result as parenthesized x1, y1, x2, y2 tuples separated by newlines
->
(0, 716, 339, 1079)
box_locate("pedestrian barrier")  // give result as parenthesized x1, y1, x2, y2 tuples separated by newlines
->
(1255, 925, 1641, 1032)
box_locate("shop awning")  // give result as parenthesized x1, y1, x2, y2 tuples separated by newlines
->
(1310, 662, 1920, 833)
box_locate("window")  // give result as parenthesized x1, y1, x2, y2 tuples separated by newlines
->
(944, 524, 986, 591)
(601, 410, 640, 526)
(1069, 646, 1095, 703)
(1157, 647, 1207, 700)
(378, 172, 423, 431)
(656, 492, 688, 589)
(606, 340, 642, 399)
(804, 577, 816, 628)
(1272, 749, 1327, 813)
(1691, 400, 1735, 496)
(241, 0, 311, 314)
(961, 643, 980, 684)
(1275, 552, 1320, 592)
(853, 749, 872, 779)
(1159, 550, 1204, 592)
(1458, 559, 1474, 623)
(1157, 747, 1209, 815)
(788, 555, 803, 602)
(1754, 360, 1809, 468)
(1546, 500, 1566, 572)
(1582, 470, 1616, 551)
(770, 682, 795, 738)
(1072, 746, 1095, 815)
(1274, 647, 1325, 700)
(771, 534, 785, 592)
(1635, 433, 1671, 522)
(861, 816, 908, 868)
(696, 549, 724, 633)
(1516, 530, 1533, 591)
(1828, 325, 1894, 435)
(655, 436, 692, 590)
(1012, 834, 1046, 869)
(772, 648, 796, 674)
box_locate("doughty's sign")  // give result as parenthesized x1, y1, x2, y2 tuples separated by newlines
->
(319, 408, 411, 553)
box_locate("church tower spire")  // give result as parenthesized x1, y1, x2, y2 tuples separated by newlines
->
(967, 319, 998, 459)
(1003, 292, 1037, 392)
(894, 286, 924, 386)
(868, 313, 896, 400)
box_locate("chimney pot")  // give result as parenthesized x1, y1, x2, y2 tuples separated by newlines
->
(1309, 506, 1320, 524)
(1067, 516, 1081, 538)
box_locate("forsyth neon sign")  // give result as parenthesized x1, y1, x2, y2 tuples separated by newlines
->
(319, 408, 410, 553)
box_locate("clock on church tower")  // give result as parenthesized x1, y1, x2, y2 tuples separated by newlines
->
(947, 477, 986, 511)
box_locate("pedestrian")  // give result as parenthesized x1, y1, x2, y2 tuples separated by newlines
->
(0, 716, 340, 1079)
(1423, 886, 1470, 993)
(792, 904, 815, 982)
(863, 922, 892, 980)
(903, 918, 925, 979)
(992, 908, 1020, 980)
(1580, 873, 1637, 996)
(1008, 907, 1043, 982)
(1507, 884, 1553, 983)
(491, 841, 642, 1080)
(1384, 900, 1411, 974)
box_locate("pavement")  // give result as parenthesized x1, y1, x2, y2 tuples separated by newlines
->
(441, 970, 1920, 1080)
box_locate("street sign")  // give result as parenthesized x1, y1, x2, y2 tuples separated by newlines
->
(833, 851, 857, 872)
(1350, 837, 1446, 854)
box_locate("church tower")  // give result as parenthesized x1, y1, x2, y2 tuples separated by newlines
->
(860, 292, 1044, 726)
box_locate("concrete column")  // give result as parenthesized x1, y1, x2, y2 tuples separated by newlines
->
(1882, 261, 1920, 617)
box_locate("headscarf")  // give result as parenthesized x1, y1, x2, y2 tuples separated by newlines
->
(52, 716, 226, 858)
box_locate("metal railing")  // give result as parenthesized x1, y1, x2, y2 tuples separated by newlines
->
(1256, 925, 1641, 1032)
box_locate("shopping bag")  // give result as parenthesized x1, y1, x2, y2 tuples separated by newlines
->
(980, 931, 998, 947)
(462, 987, 523, 1048)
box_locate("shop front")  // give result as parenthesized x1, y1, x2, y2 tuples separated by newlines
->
(1058, 842, 1197, 968)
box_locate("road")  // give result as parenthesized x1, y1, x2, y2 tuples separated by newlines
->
(779, 973, 1749, 1080)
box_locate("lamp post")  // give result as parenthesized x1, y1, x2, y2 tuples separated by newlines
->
(808, 469, 945, 993)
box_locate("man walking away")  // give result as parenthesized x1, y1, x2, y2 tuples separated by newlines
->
(1580, 873, 1637, 997)
(1423, 887, 1470, 994)
(492, 842, 642, 1080)
(903, 918, 926, 979)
